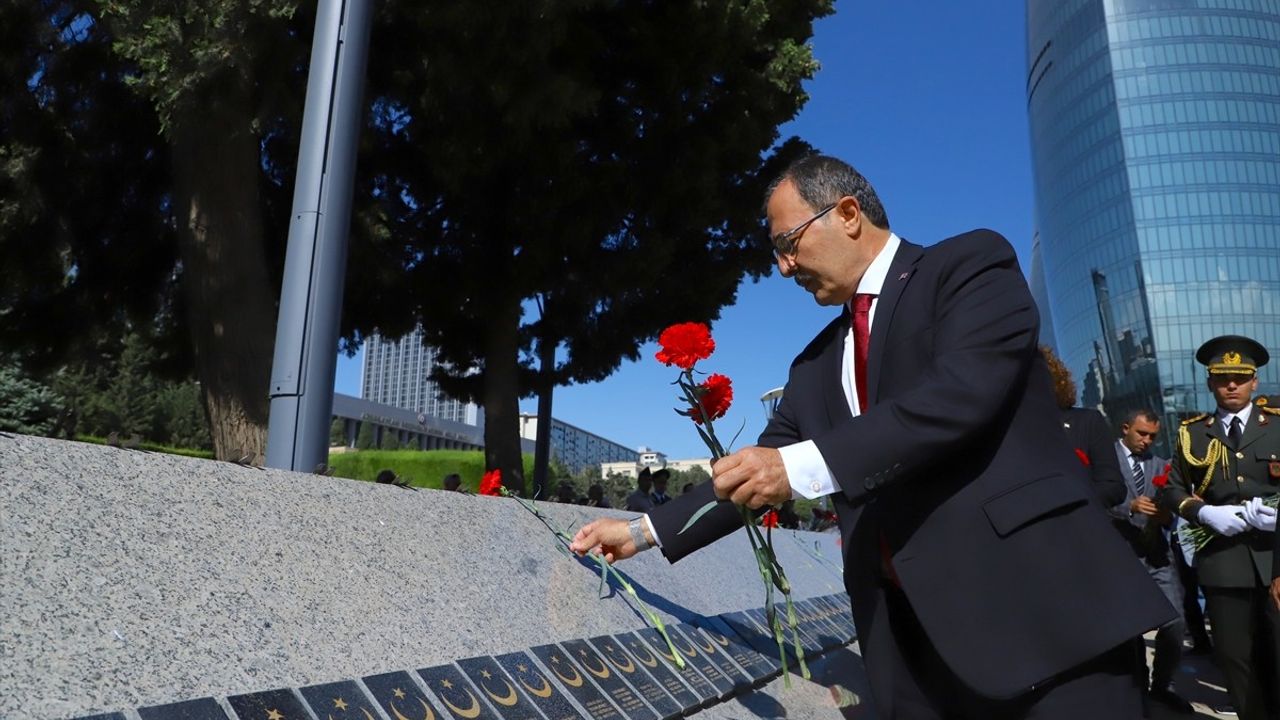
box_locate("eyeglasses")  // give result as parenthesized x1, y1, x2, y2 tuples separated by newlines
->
(771, 202, 837, 258)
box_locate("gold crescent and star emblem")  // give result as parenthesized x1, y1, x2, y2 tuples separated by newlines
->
(1224, 351, 1242, 364)
(675, 637, 698, 658)
(694, 635, 717, 655)
(438, 680, 482, 719)
(577, 649, 612, 679)
(601, 645, 636, 674)
(388, 698, 436, 720)
(477, 670, 519, 707)
(709, 631, 731, 647)
(547, 655, 585, 688)
(266, 711, 284, 720)
(515, 669, 554, 698)
(628, 641, 659, 668)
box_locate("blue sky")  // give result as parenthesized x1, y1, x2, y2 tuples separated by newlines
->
(335, 1, 1038, 460)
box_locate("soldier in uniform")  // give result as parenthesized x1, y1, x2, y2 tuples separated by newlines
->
(1158, 335, 1280, 720)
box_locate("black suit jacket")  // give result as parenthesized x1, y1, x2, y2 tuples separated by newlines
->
(650, 230, 1173, 702)
(1059, 406, 1127, 507)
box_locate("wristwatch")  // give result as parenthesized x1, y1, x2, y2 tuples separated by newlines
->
(628, 517, 653, 552)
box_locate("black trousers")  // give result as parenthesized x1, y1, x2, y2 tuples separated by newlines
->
(868, 583, 1143, 719)
(1202, 585, 1280, 720)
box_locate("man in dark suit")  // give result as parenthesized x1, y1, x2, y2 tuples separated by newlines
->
(1040, 345, 1127, 505)
(571, 155, 1173, 718)
(1158, 336, 1280, 720)
(1112, 410, 1193, 714)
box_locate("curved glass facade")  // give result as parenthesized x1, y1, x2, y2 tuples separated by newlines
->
(1027, 0, 1280, 454)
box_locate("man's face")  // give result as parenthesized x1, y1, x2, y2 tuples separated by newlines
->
(767, 180, 865, 306)
(637, 476, 651, 492)
(1120, 416, 1160, 455)
(654, 478, 667, 494)
(1208, 372, 1257, 413)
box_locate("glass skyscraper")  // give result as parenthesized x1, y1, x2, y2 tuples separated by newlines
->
(1027, 0, 1280, 453)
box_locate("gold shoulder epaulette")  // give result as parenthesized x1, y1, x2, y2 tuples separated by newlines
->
(1260, 406, 1280, 416)
(1181, 413, 1210, 425)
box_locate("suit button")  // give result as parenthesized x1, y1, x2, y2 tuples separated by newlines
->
(810, 481, 822, 494)
(1236, 452, 1244, 459)
(1237, 475, 1245, 483)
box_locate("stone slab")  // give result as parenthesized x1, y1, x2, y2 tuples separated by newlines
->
(0, 433, 854, 720)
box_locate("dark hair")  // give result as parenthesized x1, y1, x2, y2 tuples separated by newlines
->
(766, 154, 890, 230)
(375, 469, 398, 484)
(1120, 408, 1160, 427)
(1039, 346, 1077, 410)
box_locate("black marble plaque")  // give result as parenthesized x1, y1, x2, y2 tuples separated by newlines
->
(633, 627, 722, 704)
(794, 598, 843, 650)
(719, 611, 781, 659)
(611, 632, 703, 712)
(530, 643, 624, 720)
(300, 680, 380, 720)
(696, 615, 780, 678)
(494, 650, 587, 720)
(813, 597, 856, 646)
(586, 635, 682, 720)
(560, 639, 657, 720)
(363, 671, 447, 720)
(226, 689, 310, 720)
(457, 655, 551, 720)
(73, 713, 126, 720)
(815, 594, 857, 640)
(747, 606, 821, 657)
(416, 665, 500, 720)
(138, 698, 229, 720)
(665, 625, 744, 697)
(674, 624, 755, 690)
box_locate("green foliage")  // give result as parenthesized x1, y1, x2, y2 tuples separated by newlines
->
(76, 434, 214, 458)
(329, 417, 347, 446)
(326, 449, 535, 491)
(354, 421, 374, 450)
(0, 357, 63, 435)
(380, 431, 401, 450)
(154, 381, 211, 449)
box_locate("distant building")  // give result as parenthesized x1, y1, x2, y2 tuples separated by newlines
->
(600, 452, 712, 481)
(330, 393, 511, 452)
(517, 414, 637, 472)
(361, 327, 481, 426)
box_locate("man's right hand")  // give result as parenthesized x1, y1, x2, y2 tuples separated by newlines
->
(1197, 504, 1248, 536)
(1129, 495, 1159, 516)
(570, 518, 642, 564)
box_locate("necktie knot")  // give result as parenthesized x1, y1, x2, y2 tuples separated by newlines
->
(853, 293, 875, 314)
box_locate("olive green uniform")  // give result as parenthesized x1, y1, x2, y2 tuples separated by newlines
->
(1159, 398, 1280, 720)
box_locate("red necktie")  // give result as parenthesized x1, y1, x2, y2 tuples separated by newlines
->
(852, 293, 898, 586)
(851, 293, 875, 412)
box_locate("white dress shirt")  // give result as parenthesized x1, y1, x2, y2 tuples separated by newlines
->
(1217, 403, 1253, 437)
(778, 232, 902, 499)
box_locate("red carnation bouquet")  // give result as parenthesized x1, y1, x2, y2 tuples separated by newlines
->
(655, 321, 808, 682)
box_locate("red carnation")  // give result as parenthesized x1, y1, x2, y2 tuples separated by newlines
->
(761, 510, 779, 529)
(690, 374, 733, 424)
(1152, 463, 1171, 488)
(655, 322, 715, 370)
(1073, 448, 1090, 466)
(479, 468, 503, 496)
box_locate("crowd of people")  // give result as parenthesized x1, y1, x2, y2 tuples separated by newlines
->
(1045, 336, 1278, 718)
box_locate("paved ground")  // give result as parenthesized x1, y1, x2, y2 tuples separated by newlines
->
(1145, 634, 1235, 719)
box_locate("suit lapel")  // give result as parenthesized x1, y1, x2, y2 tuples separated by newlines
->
(866, 241, 925, 406)
(1238, 409, 1267, 451)
(823, 306, 854, 428)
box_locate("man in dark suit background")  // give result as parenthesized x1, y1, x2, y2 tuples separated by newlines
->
(571, 155, 1172, 718)
(1112, 410, 1193, 714)
(1040, 346, 1127, 506)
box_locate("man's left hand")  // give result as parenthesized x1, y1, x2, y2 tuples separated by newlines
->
(1242, 497, 1277, 532)
(712, 447, 791, 509)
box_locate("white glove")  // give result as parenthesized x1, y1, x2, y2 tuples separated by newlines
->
(1242, 498, 1277, 532)
(1198, 504, 1248, 536)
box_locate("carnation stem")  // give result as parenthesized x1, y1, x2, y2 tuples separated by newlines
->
(502, 488, 685, 668)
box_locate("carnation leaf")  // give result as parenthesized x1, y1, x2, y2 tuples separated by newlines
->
(677, 500, 721, 535)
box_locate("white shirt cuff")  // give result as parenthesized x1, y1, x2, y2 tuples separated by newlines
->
(778, 440, 837, 499)
(643, 514, 663, 549)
